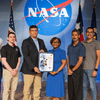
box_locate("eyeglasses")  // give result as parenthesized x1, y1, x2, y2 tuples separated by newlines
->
(52, 42, 59, 44)
(86, 31, 94, 33)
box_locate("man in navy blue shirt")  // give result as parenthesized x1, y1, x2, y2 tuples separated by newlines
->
(67, 29, 86, 100)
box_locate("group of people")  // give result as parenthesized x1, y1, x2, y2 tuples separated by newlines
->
(0, 25, 100, 100)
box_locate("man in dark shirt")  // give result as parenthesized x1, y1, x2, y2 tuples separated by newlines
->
(1, 32, 21, 100)
(67, 29, 86, 100)
(21, 25, 47, 100)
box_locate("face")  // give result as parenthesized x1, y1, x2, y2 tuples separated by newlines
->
(86, 28, 94, 39)
(29, 28, 38, 38)
(7, 34, 16, 44)
(52, 39, 60, 49)
(72, 32, 80, 42)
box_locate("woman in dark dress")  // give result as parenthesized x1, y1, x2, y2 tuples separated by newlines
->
(46, 37, 66, 100)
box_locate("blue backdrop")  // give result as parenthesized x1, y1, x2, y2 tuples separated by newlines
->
(0, 0, 100, 82)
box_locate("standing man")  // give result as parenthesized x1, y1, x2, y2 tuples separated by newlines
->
(1, 32, 21, 100)
(0, 38, 3, 90)
(21, 25, 47, 100)
(67, 29, 86, 100)
(81, 27, 100, 100)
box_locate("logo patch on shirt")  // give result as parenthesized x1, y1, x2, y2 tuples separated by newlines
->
(16, 48, 18, 51)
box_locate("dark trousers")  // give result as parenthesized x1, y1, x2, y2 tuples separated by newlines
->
(68, 65, 83, 100)
(0, 62, 2, 86)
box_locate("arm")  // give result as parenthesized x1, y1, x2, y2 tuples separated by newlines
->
(56, 60, 66, 73)
(95, 50, 100, 69)
(68, 57, 83, 75)
(22, 40, 36, 70)
(67, 56, 73, 75)
(50, 60, 66, 75)
(2, 57, 16, 76)
(0, 38, 3, 62)
(14, 57, 21, 71)
(50, 50, 66, 75)
(2, 57, 12, 71)
(66, 46, 73, 75)
(22, 40, 40, 73)
(92, 50, 100, 77)
(72, 57, 83, 71)
(0, 58, 2, 62)
(67, 56, 70, 70)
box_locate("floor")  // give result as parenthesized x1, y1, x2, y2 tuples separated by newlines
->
(0, 82, 100, 100)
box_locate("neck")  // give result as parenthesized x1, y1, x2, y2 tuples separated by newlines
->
(86, 38, 93, 43)
(73, 40, 79, 46)
(31, 36, 37, 40)
(53, 47, 58, 51)
(8, 42, 14, 47)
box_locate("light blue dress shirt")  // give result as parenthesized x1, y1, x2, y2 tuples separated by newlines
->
(32, 37, 39, 52)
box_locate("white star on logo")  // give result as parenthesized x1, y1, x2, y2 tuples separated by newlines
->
(75, 22, 81, 30)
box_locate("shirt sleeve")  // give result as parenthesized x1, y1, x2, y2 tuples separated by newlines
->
(61, 50, 66, 60)
(1, 46, 7, 57)
(79, 45, 86, 57)
(95, 41, 100, 50)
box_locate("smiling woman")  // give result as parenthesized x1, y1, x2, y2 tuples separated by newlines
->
(46, 37, 66, 100)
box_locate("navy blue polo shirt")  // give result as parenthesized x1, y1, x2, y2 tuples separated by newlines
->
(67, 41, 86, 66)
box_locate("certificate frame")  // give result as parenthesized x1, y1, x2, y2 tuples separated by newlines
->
(38, 52, 54, 72)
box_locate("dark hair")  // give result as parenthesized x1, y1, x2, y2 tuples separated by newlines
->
(8, 32, 16, 37)
(29, 25, 38, 31)
(50, 37, 61, 47)
(72, 29, 80, 35)
(86, 27, 94, 32)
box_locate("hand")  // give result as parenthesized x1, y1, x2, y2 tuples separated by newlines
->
(40, 49, 44, 52)
(68, 68, 73, 75)
(50, 71, 58, 75)
(34, 67, 40, 74)
(92, 70, 97, 77)
(13, 68, 18, 73)
(11, 69, 17, 76)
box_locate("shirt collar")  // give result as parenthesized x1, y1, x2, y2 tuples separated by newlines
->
(31, 37, 38, 41)
(71, 41, 80, 47)
(53, 47, 60, 52)
(85, 38, 95, 43)
(7, 43, 15, 48)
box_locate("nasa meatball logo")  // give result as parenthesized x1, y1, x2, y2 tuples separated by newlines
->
(23, 0, 73, 35)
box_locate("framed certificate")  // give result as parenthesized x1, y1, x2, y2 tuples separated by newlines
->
(38, 52, 54, 72)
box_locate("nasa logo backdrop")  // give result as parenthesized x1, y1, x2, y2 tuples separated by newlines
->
(24, 0, 72, 35)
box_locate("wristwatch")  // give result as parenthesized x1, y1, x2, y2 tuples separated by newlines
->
(94, 68, 98, 71)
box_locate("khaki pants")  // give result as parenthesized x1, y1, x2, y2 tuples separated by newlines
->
(23, 74, 42, 100)
(3, 69, 19, 100)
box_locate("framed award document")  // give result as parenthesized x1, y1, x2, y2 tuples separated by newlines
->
(38, 52, 54, 72)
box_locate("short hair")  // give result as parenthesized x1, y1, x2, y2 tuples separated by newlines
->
(86, 27, 94, 32)
(29, 25, 38, 31)
(50, 37, 61, 47)
(8, 32, 16, 37)
(72, 29, 80, 35)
